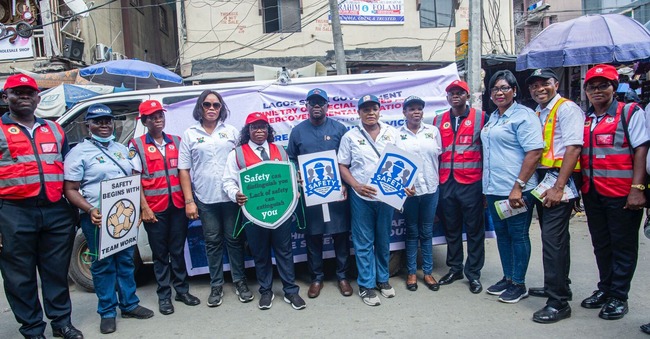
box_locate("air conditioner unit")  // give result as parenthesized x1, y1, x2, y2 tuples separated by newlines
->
(94, 43, 111, 61)
(111, 52, 126, 60)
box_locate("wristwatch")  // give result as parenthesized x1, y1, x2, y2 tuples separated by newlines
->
(631, 184, 646, 191)
(516, 178, 526, 188)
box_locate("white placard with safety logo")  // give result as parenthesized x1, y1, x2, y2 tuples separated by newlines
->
(98, 174, 141, 260)
(366, 144, 422, 210)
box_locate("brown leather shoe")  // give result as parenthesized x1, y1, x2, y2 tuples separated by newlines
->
(308, 281, 323, 298)
(424, 275, 439, 291)
(406, 274, 418, 291)
(338, 279, 353, 296)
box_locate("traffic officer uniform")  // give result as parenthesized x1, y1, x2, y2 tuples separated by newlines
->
(526, 69, 585, 315)
(129, 100, 197, 309)
(0, 74, 80, 338)
(433, 80, 486, 286)
(580, 65, 649, 319)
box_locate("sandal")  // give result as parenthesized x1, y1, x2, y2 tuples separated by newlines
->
(424, 274, 439, 291)
(406, 274, 418, 291)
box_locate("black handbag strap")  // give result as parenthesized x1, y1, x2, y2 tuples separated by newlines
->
(91, 140, 129, 176)
(356, 126, 381, 157)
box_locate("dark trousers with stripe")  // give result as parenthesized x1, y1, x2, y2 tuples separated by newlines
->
(0, 198, 75, 337)
(143, 205, 190, 300)
(583, 188, 643, 301)
(438, 178, 485, 281)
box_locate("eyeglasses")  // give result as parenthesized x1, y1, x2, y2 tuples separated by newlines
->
(249, 124, 267, 131)
(585, 83, 612, 93)
(89, 118, 113, 126)
(308, 99, 327, 107)
(202, 102, 222, 110)
(490, 86, 513, 94)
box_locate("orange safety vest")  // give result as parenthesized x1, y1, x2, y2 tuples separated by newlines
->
(581, 102, 636, 197)
(538, 97, 581, 170)
(234, 143, 288, 170)
(131, 134, 185, 213)
(0, 119, 65, 202)
(433, 108, 484, 184)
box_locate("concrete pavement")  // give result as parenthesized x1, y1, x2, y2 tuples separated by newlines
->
(2, 214, 650, 338)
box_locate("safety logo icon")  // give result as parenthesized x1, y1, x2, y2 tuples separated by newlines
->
(302, 157, 341, 198)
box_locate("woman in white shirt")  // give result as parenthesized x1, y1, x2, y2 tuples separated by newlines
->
(398, 96, 442, 292)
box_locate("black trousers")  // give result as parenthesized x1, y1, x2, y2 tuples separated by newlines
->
(244, 218, 299, 295)
(438, 178, 485, 281)
(306, 232, 350, 282)
(0, 198, 75, 337)
(583, 187, 643, 301)
(143, 205, 190, 300)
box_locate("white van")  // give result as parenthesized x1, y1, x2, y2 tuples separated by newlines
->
(58, 67, 461, 292)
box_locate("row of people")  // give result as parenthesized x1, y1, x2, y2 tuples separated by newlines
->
(1, 64, 648, 338)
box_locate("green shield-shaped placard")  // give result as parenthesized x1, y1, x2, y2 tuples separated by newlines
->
(239, 161, 299, 229)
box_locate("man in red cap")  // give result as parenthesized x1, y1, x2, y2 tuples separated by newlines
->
(222, 113, 306, 311)
(579, 64, 648, 321)
(0, 74, 84, 338)
(128, 100, 200, 316)
(433, 79, 486, 294)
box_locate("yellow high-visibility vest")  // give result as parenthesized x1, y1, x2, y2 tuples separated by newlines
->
(538, 97, 581, 170)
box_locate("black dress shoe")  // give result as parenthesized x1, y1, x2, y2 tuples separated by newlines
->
(175, 292, 201, 306)
(581, 290, 607, 309)
(52, 324, 84, 339)
(438, 271, 464, 285)
(26, 335, 46, 339)
(529, 286, 573, 301)
(599, 297, 628, 320)
(640, 322, 650, 334)
(532, 304, 571, 324)
(469, 280, 482, 294)
(159, 298, 174, 315)
(100, 317, 116, 334)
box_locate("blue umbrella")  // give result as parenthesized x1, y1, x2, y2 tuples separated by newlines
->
(36, 84, 104, 118)
(80, 59, 183, 89)
(516, 14, 650, 70)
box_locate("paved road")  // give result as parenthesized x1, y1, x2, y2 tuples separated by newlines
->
(2, 214, 650, 338)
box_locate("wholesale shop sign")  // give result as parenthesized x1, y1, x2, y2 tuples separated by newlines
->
(336, 0, 404, 25)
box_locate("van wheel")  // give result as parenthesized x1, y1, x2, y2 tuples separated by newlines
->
(389, 250, 404, 277)
(69, 230, 95, 293)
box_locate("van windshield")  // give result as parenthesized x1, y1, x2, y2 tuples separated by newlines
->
(63, 100, 141, 147)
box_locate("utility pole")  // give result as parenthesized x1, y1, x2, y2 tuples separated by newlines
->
(329, 0, 347, 75)
(467, 0, 482, 110)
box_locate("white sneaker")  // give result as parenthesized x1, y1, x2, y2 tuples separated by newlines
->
(359, 287, 381, 306)
(377, 282, 396, 298)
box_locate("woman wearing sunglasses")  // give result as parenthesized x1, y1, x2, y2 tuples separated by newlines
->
(481, 70, 543, 304)
(178, 90, 253, 308)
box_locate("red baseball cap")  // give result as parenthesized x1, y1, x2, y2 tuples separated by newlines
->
(139, 100, 166, 117)
(3, 74, 39, 92)
(445, 80, 469, 93)
(584, 64, 619, 84)
(245, 112, 268, 125)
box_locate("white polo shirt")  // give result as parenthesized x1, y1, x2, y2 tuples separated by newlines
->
(338, 121, 402, 201)
(398, 123, 442, 195)
(178, 122, 239, 204)
(222, 141, 271, 203)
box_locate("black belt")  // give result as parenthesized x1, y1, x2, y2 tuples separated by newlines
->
(1, 197, 59, 207)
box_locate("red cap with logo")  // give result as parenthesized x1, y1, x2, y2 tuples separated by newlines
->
(139, 100, 166, 117)
(3, 74, 39, 92)
(584, 64, 619, 84)
(445, 80, 469, 93)
(245, 112, 268, 125)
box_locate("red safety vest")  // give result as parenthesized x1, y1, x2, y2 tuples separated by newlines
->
(131, 134, 184, 212)
(581, 102, 636, 197)
(433, 108, 484, 184)
(234, 143, 288, 169)
(0, 119, 65, 202)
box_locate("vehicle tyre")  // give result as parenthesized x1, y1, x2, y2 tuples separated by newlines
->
(69, 229, 95, 293)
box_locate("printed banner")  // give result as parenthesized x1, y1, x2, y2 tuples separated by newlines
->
(98, 175, 141, 259)
(367, 144, 422, 210)
(239, 162, 299, 229)
(298, 150, 343, 206)
(164, 64, 460, 146)
(0, 26, 34, 60)
(336, 0, 405, 25)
